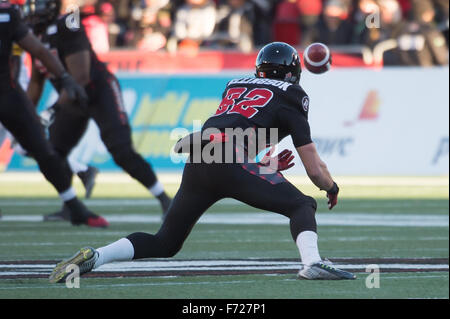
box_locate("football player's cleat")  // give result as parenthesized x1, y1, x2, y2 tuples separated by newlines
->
(70, 209, 109, 228)
(43, 204, 70, 222)
(49, 247, 98, 283)
(298, 260, 356, 280)
(86, 215, 109, 228)
(43, 202, 109, 228)
(77, 166, 99, 199)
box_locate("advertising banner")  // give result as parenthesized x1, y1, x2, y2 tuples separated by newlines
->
(4, 67, 449, 176)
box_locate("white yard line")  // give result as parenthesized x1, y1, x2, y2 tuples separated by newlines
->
(0, 198, 449, 208)
(1, 213, 448, 227)
(0, 279, 258, 290)
(0, 260, 447, 274)
(1, 172, 448, 186)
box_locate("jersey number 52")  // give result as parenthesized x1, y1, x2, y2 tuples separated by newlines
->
(214, 87, 274, 119)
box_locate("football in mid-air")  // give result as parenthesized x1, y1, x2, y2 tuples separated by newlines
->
(303, 43, 332, 74)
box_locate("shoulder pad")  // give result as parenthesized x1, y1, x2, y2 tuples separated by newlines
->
(286, 84, 310, 116)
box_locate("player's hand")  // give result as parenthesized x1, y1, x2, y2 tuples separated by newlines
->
(326, 182, 339, 210)
(276, 149, 295, 172)
(260, 148, 295, 172)
(58, 72, 89, 107)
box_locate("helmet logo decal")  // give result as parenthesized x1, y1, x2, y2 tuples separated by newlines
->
(258, 71, 266, 78)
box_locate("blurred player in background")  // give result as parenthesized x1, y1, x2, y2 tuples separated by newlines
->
(10, 34, 99, 199)
(50, 42, 355, 282)
(0, 0, 108, 227)
(23, 0, 172, 222)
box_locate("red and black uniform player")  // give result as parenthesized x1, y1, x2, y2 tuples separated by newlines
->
(24, 0, 171, 220)
(50, 42, 355, 282)
(126, 44, 323, 259)
(0, 1, 107, 227)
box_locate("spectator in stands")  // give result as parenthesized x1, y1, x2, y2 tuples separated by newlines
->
(81, 2, 110, 54)
(167, 0, 217, 53)
(297, 0, 323, 47)
(393, 0, 449, 66)
(305, 0, 354, 46)
(249, 0, 280, 46)
(352, 0, 380, 44)
(99, 2, 121, 49)
(272, 0, 301, 46)
(136, 0, 172, 51)
(433, 0, 449, 44)
(361, 0, 403, 48)
(210, 0, 255, 52)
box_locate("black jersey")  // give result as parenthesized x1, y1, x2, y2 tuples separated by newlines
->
(0, 3, 29, 92)
(203, 77, 313, 148)
(34, 14, 109, 92)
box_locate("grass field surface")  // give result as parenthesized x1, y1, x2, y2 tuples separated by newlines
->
(0, 173, 448, 299)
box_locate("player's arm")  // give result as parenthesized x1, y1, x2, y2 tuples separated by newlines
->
(64, 51, 91, 87)
(55, 50, 91, 106)
(283, 96, 340, 209)
(17, 32, 88, 106)
(17, 32, 67, 80)
(297, 143, 339, 209)
(27, 63, 46, 107)
(297, 143, 333, 190)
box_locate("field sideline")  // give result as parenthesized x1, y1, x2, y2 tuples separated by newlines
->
(0, 173, 448, 299)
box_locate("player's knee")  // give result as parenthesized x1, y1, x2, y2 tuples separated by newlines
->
(292, 196, 317, 213)
(162, 242, 183, 258)
(47, 140, 71, 159)
(109, 143, 135, 165)
(33, 148, 61, 165)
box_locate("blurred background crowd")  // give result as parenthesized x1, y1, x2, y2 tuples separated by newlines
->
(62, 0, 448, 66)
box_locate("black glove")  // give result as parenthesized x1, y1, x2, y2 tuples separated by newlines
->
(58, 72, 89, 108)
(326, 182, 339, 210)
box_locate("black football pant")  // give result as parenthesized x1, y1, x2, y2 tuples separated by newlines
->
(127, 147, 317, 259)
(48, 73, 158, 188)
(0, 88, 72, 192)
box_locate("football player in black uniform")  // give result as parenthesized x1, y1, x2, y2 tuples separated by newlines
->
(0, 0, 107, 227)
(10, 39, 99, 200)
(23, 0, 171, 221)
(49, 42, 356, 282)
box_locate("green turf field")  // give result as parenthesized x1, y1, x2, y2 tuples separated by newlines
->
(0, 173, 448, 299)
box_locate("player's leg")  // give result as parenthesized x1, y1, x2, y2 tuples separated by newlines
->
(89, 74, 171, 214)
(67, 153, 98, 199)
(48, 104, 90, 160)
(221, 162, 319, 258)
(49, 161, 220, 282)
(220, 159, 355, 280)
(43, 102, 94, 221)
(0, 89, 107, 227)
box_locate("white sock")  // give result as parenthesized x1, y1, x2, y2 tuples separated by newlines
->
(296, 231, 322, 266)
(94, 238, 135, 269)
(148, 181, 164, 197)
(59, 187, 76, 202)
